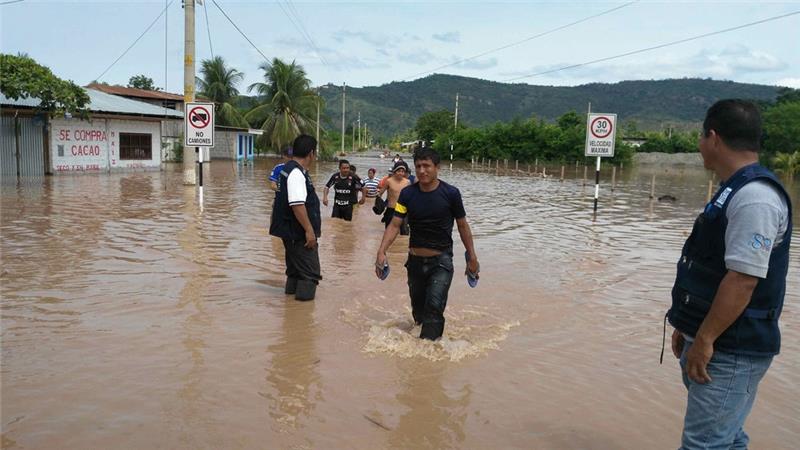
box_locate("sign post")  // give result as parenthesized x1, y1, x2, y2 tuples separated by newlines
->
(185, 102, 215, 206)
(585, 111, 617, 214)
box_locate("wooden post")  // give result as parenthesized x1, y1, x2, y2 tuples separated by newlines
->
(650, 174, 656, 199)
(542, 166, 547, 177)
(583, 165, 587, 186)
(611, 166, 617, 191)
(560, 165, 565, 182)
(535, 158, 538, 172)
(527, 163, 531, 174)
(707, 179, 714, 202)
(515, 160, 519, 172)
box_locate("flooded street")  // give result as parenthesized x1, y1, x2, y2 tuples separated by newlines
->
(2, 156, 799, 449)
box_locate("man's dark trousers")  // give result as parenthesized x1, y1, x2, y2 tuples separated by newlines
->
(406, 252, 454, 340)
(283, 238, 321, 285)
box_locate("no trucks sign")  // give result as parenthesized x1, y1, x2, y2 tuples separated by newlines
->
(585, 113, 616, 157)
(185, 102, 215, 147)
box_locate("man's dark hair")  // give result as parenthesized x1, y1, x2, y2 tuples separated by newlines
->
(702, 99, 762, 152)
(338, 159, 350, 168)
(413, 147, 440, 165)
(292, 134, 317, 157)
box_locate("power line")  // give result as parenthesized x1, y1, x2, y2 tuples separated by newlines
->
(211, 0, 270, 63)
(403, 0, 639, 81)
(505, 9, 800, 82)
(276, 0, 329, 67)
(95, 0, 174, 82)
(203, 0, 214, 59)
(0, 0, 25, 6)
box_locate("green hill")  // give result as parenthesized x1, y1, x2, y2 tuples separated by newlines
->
(313, 75, 780, 139)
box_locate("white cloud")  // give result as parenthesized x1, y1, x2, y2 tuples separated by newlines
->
(775, 78, 800, 88)
(453, 57, 498, 70)
(432, 32, 460, 43)
(398, 49, 437, 65)
(500, 45, 789, 85)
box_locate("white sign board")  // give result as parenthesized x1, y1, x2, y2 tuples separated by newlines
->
(185, 102, 215, 147)
(585, 113, 617, 157)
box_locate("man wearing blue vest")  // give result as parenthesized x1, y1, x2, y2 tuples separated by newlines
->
(269, 135, 322, 301)
(667, 99, 792, 449)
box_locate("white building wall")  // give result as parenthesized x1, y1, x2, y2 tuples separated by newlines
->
(50, 117, 162, 173)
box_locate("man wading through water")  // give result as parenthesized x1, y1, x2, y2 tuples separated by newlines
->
(374, 148, 480, 340)
(323, 159, 361, 221)
(378, 160, 412, 235)
(269, 135, 321, 301)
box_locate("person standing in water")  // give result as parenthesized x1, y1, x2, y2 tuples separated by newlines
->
(268, 146, 292, 192)
(323, 159, 361, 221)
(269, 135, 321, 301)
(666, 99, 792, 449)
(378, 160, 412, 234)
(374, 147, 480, 340)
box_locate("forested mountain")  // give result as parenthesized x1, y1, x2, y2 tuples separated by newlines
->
(242, 75, 783, 139)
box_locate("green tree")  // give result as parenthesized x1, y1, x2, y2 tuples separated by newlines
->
(127, 74, 159, 91)
(771, 151, 800, 177)
(415, 109, 455, 142)
(196, 56, 248, 128)
(0, 53, 90, 116)
(763, 101, 800, 160)
(245, 58, 320, 151)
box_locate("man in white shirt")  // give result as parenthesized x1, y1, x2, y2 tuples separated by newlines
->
(268, 135, 322, 301)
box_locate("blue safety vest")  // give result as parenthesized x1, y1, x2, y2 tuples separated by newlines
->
(668, 163, 792, 356)
(269, 160, 321, 240)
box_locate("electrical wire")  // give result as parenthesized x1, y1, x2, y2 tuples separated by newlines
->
(203, 0, 214, 59)
(277, 0, 329, 67)
(504, 9, 800, 82)
(95, 0, 175, 82)
(403, 0, 639, 81)
(211, 0, 270, 63)
(0, 0, 25, 6)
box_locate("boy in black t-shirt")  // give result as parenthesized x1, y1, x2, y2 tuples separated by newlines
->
(323, 159, 362, 221)
(374, 148, 480, 340)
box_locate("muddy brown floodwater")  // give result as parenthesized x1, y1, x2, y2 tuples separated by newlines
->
(2, 156, 799, 449)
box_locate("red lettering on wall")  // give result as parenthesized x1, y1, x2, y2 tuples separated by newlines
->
(58, 130, 71, 141)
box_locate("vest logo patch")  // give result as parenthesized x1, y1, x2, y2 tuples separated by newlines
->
(715, 187, 733, 207)
(751, 234, 773, 251)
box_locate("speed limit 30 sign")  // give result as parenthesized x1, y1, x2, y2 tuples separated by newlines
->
(585, 113, 617, 157)
(185, 102, 215, 147)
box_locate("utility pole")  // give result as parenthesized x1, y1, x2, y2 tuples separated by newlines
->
(352, 122, 356, 153)
(450, 92, 459, 162)
(315, 88, 320, 146)
(357, 112, 361, 150)
(340, 83, 346, 155)
(183, 0, 197, 185)
(364, 123, 367, 149)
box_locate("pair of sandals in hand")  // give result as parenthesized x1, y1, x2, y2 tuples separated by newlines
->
(378, 252, 480, 288)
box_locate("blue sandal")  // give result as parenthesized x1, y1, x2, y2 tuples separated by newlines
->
(465, 251, 479, 288)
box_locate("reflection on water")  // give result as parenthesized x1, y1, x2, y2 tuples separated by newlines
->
(2, 157, 798, 449)
(265, 300, 321, 430)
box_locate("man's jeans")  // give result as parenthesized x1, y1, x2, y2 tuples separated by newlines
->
(678, 340, 773, 450)
(405, 252, 454, 340)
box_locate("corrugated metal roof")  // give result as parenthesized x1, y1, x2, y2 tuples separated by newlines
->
(1, 88, 184, 118)
(86, 83, 185, 101)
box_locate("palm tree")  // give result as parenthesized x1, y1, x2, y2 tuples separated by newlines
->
(772, 150, 800, 179)
(196, 56, 248, 128)
(245, 58, 320, 151)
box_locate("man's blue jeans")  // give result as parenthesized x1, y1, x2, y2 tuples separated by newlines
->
(405, 252, 454, 340)
(679, 340, 773, 450)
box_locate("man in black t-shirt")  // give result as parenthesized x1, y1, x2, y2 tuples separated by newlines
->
(374, 148, 480, 340)
(323, 159, 362, 221)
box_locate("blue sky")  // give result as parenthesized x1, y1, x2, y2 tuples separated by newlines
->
(2, 1, 799, 92)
